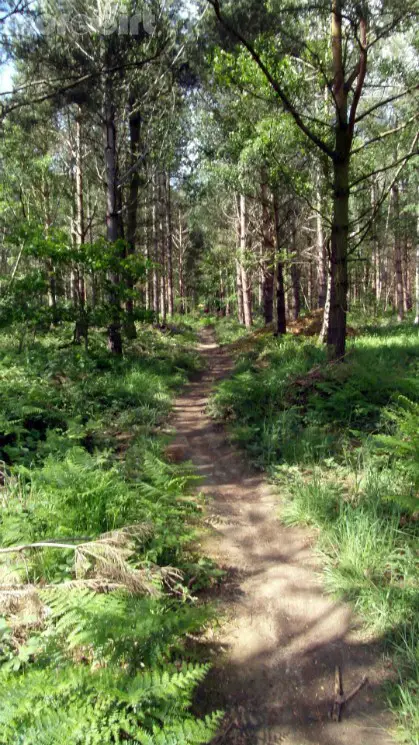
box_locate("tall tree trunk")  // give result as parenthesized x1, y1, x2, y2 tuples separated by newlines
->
(145, 230, 151, 311)
(235, 195, 245, 324)
(86, 184, 98, 309)
(316, 185, 327, 309)
(327, 0, 358, 359)
(320, 257, 332, 343)
(290, 227, 301, 321)
(145, 179, 153, 312)
(261, 178, 275, 325)
(152, 173, 160, 321)
(74, 110, 88, 345)
(103, 62, 123, 355)
(236, 259, 244, 324)
(239, 194, 252, 328)
(125, 99, 141, 339)
(42, 177, 58, 325)
(226, 273, 231, 316)
(371, 183, 382, 307)
(159, 174, 167, 326)
(415, 208, 419, 325)
(403, 228, 411, 312)
(393, 183, 404, 322)
(165, 173, 174, 317)
(273, 193, 286, 335)
(328, 149, 349, 358)
(328, 0, 350, 358)
(178, 209, 186, 315)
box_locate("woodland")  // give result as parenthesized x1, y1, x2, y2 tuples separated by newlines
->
(0, 0, 417, 743)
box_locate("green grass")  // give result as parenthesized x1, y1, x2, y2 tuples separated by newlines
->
(0, 323, 222, 744)
(211, 316, 258, 345)
(210, 317, 419, 744)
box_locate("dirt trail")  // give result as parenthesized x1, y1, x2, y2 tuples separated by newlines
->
(171, 328, 395, 745)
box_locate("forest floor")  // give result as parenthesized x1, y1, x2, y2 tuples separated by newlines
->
(171, 327, 396, 745)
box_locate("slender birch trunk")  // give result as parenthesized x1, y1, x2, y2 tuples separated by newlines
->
(235, 195, 244, 324)
(236, 259, 244, 324)
(240, 194, 252, 328)
(320, 251, 332, 343)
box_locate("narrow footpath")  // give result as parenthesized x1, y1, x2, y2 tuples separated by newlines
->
(171, 328, 395, 745)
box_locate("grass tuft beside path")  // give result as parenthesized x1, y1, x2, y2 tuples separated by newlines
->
(209, 316, 419, 745)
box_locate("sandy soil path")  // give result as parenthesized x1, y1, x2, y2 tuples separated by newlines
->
(171, 328, 395, 745)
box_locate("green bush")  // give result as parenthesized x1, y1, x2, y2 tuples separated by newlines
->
(0, 324, 220, 744)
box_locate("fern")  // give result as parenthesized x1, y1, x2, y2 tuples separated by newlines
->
(375, 396, 419, 513)
(0, 327, 220, 744)
(0, 660, 221, 744)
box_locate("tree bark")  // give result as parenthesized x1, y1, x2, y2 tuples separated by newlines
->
(124, 98, 141, 339)
(165, 173, 174, 317)
(328, 150, 349, 358)
(415, 208, 419, 325)
(42, 177, 58, 325)
(316, 186, 327, 309)
(290, 226, 301, 321)
(393, 182, 404, 322)
(73, 109, 88, 345)
(103, 61, 123, 355)
(261, 178, 275, 325)
(273, 193, 286, 335)
(327, 1, 352, 359)
(320, 250, 332, 343)
(236, 259, 244, 324)
(403, 228, 411, 313)
(178, 209, 186, 315)
(371, 183, 382, 307)
(158, 174, 167, 326)
(239, 194, 252, 328)
(152, 173, 160, 321)
(235, 195, 244, 324)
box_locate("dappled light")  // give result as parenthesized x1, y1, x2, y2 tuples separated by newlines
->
(0, 0, 418, 742)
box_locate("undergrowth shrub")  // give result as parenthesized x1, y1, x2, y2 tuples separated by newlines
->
(0, 325, 202, 466)
(0, 324, 221, 743)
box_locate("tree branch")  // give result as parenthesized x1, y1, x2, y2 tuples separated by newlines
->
(350, 139, 418, 189)
(1, 51, 166, 120)
(206, 0, 335, 160)
(355, 85, 418, 124)
(348, 131, 419, 253)
(351, 116, 418, 156)
(348, 15, 367, 137)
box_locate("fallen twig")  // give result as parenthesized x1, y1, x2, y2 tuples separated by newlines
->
(329, 666, 369, 722)
(212, 719, 235, 743)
